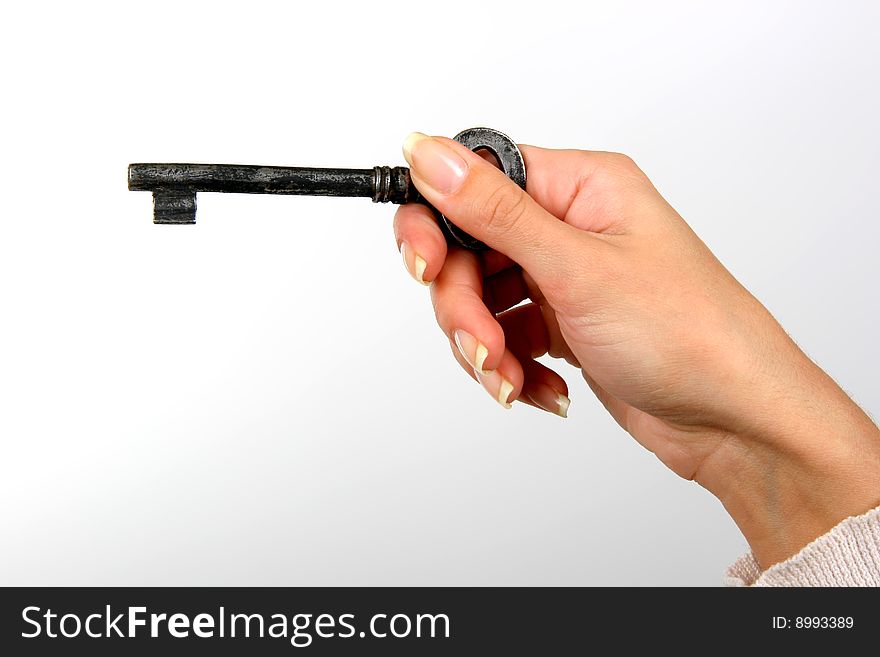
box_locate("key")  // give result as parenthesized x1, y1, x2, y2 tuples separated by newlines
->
(128, 127, 526, 251)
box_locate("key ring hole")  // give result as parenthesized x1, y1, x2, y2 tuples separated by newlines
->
(474, 147, 502, 169)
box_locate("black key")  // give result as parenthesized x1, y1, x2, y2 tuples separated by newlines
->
(128, 127, 526, 251)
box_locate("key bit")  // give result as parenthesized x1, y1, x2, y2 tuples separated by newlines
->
(128, 127, 526, 251)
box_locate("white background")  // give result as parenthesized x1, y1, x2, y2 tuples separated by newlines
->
(1, 0, 877, 585)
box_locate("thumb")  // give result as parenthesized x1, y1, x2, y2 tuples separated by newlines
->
(402, 132, 583, 276)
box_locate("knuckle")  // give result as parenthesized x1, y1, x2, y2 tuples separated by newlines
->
(598, 151, 637, 171)
(593, 152, 647, 186)
(431, 297, 452, 337)
(477, 184, 530, 239)
(429, 279, 466, 336)
(429, 285, 446, 325)
(613, 152, 638, 169)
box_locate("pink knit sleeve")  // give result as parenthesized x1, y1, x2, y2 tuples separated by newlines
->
(724, 505, 880, 586)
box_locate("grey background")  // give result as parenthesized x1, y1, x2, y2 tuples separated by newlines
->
(1, 0, 877, 586)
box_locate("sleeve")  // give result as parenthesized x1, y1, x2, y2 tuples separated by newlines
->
(724, 505, 880, 587)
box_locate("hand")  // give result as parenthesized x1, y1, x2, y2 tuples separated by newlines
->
(393, 133, 880, 568)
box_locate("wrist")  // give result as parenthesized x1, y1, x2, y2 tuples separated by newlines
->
(696, 354, 880, 569)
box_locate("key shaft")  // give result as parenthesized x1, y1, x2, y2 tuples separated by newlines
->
(128, 163, 419, 224)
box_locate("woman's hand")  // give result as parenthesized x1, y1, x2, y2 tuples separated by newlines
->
(393, 133, 880, 568)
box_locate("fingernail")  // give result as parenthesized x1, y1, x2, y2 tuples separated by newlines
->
(402, 132, 468, 195)
(475, 369, 515, 409)
(525, 385, 571, 418)
(400, 241, 430, 285)
(453, 329, 489, 374)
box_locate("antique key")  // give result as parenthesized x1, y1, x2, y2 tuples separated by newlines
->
(128, 127, 526, 251)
